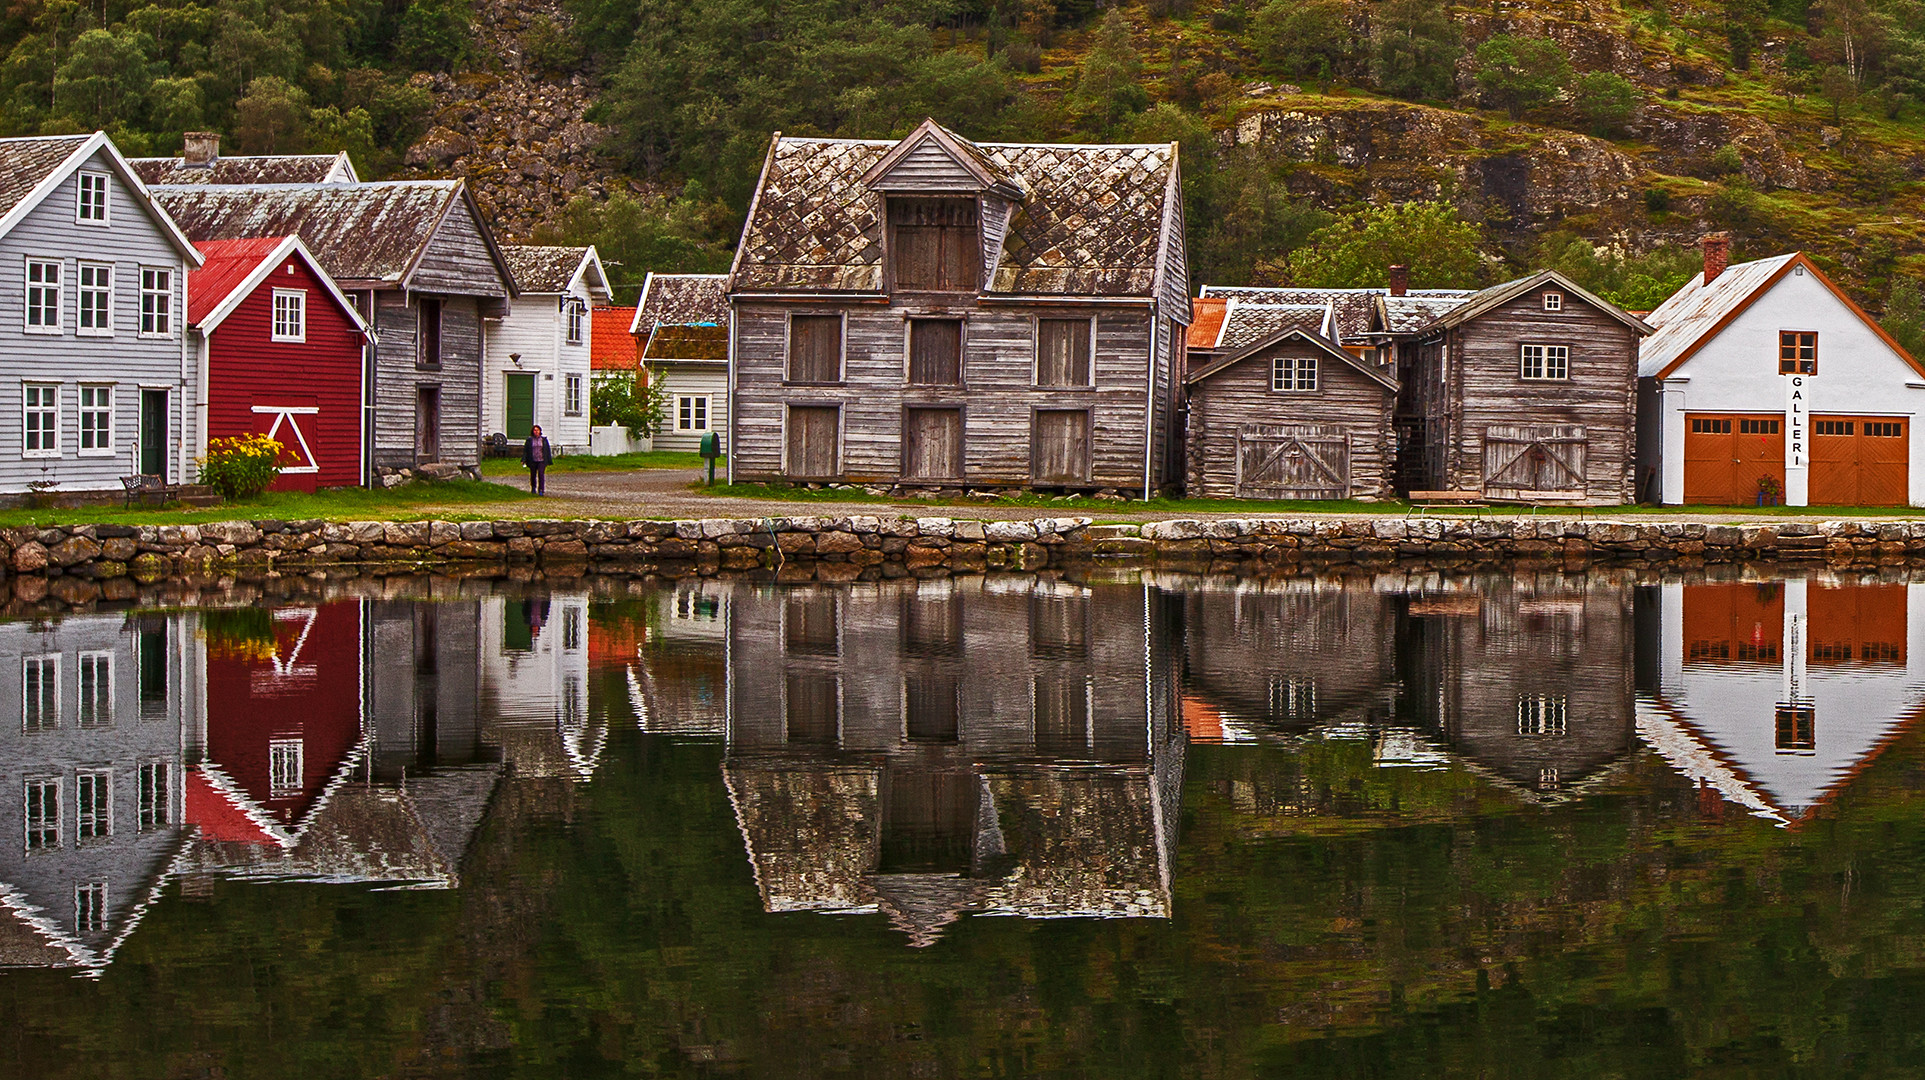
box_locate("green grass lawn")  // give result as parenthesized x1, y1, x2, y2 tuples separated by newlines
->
(478, 451, 715, 476)
(0, 480, 532, 529)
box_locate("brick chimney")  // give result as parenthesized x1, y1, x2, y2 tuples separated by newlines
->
(1700, 233, 1731, 285)
(182, 132, 220, 167)
(1387, 264, 1409, 298)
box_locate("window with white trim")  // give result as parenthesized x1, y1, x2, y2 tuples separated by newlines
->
(1272, 354, 1318, 391)
(78, 385, 111, 455)
(1520, 343, 1569, 380)
(76, 262, 111, 334)
(139, 267, 172, 335)
(677, 395, 710, 431)
(564, 373, 584, 416)
(23, 655, 57, 732)
(76, 171, 108, 223)
(24, 383, 58, 457)
(77, 650, 112, 726)
(1517, 694, 1568, 735)
(25, 259, 59, 331)
(271, 289, 306, 341)
(24, 777, 59, 850)
(269, 739, 303, 798)
(74, 882, 106, 933)
(137, 761, 168, 830)
(565, 299, 585, 345)
(75, 769, 109, 840)
(1542, 291, 1563, 311)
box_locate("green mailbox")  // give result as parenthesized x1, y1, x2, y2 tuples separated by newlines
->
(699, 432, 721, 485)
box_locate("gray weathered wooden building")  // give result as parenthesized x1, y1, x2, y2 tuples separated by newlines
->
(152, 180, 515, 481)
(726, 119, 1188, 495)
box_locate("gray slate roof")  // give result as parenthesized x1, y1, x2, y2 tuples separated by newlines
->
(0, 135, 91, 221)
(501, 245, 591, 294)
(733, 132, 1177, 296)
(635, 273, 728, 333)
(1216, 302, 1332, 351)
(1202, 285, 1474, 341)
(1378, 294, 1471, 334)
(129, 152, 356, 187)
(152, 181, 471, 288)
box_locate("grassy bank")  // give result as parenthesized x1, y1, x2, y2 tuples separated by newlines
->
(0, 480, 532, 529)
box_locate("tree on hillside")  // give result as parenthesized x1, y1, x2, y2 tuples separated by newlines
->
(1253, 0, 1354, 86)
(538, 186, 735, 301)
(1532, 233, 1702, 310)
(1370, 0, 1463, 101)
(1722, 0, 1769, 69)
(1472, 34, 1572, 118)
(1274, 201, 1488, 289)
(1573, 71, 1641, 134)
(1070, 10, 1150, 134)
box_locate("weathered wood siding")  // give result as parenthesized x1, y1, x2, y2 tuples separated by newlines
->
(731, 300, 1161, 491)
(1441, 290, 1639, 502)
(1185, 341, 1395, 500)
(371, 293, 483, 469)
(408, 198, 509, 298)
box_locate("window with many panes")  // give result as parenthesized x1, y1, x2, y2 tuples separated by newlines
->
(272, 289, 305, 341)
(564, 373, 584, 416)
(76, 263, 111, 334)
(24, 778, 58, 850)
(25, 259, 59, 331)
(78, 385, 111, 455)
(1520, 343, 1570, 380)
(1815, 420, 1853, 436)
(24, 383, 58, 456)
(1691, 418, 1732, 434)
(1272, 354, 1318, 391)
(1036, 318, 1092, 387)
(1517, 694, 1568, 735)
(138, 761, 168, 830)
(23, 655, 57, 731)
(563, 605, 583, 652)
(1868, 421, 1904, 438)
(140, 268, 171, 335)
(75, 769, 109, 840)
(1740, 419, 1779, 435)
(269, 739, 303, 797)
(1542, 291, 1563, 311)
(1780, 331, 1817, 374)
(677, 395, 709, 431)
(565, 300, 585, 345)
(76, 171, 108, 223)
(788, 315, 842, 382)
(77, 650, 112, 726)
(75, 883, 106, 933)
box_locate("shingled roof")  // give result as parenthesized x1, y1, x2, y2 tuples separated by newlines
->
(130, 152, 357, 187)
(500, 244, 609, 296)
(1215, 302, 1333, 352)
(592, 305, 640, 373)
(0, 134, 91, 221)
(1376, 294, 1472, 334)
(1202, 285, 1475, 342)
(633, 272, 728, 334)
(0, 132, 202, 262)
(731, 125, 1180, 297)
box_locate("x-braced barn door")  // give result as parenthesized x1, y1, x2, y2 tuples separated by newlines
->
(1237, 424, 1349, 500)
(1483, 425, 1587, 496)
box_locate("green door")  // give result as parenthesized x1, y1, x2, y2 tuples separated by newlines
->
(140, 390, 167, 478)
(504, 374, 535, 439)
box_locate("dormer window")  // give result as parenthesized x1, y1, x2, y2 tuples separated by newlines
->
(76, 171, 108, 224)
(890, 198, 979, 293)
(1542, 291, 1562, 311)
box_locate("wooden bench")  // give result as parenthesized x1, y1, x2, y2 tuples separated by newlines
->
(121, 474, 181, 508)
(1406, 490, 1488, 516)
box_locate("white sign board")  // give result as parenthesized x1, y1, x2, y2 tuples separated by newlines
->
(1785, 374, 1810, 470)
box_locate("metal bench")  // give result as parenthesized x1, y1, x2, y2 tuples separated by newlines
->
(120, 474, 181, 508)
(1406, 490, 1488, 517)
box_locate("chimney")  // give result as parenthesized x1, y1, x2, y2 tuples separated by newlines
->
(1700, 233, 1730, 285)
(182, 132, 220, 167)
(1387, 264, 1409, 298)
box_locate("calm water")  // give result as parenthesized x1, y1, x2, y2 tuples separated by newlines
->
(2, 568, 1924, 1077)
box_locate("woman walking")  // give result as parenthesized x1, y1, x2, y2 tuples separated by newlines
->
(522, 424, 553, 495)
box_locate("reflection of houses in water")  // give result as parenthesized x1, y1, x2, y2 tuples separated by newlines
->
(722, 579, 1184, 945)
(0, 614, 193, 971)
(480, 595, 602, 780)
(1638, 578, 1925, 825)
(631, 581, 730, 738)
(1177, 573, 1637, 803)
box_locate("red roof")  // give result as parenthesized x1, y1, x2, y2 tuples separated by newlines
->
(593, 305, 641, 372)
(1188, 297, 1227, 350)
(190, 236, 290, 325)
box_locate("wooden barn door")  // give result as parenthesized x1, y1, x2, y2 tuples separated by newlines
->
(786, 405, 840, 479)
(1684, 414, 1783, 504)
(1811, 416, 1908, 507)
(1236, 424, 1349, 500)
(1483, 425, 1587, 496)
(902, 408, 962, 481)
(415, 387, 440, 462)
(1032, 410, 1090, 485)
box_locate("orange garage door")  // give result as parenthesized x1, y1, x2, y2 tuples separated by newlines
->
(1684, 414, 1785, 505)
(1810, 416, 1909, 507)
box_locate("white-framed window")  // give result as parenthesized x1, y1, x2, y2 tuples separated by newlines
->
(74, 882, 106, 933)
(271, 288, 306, 342)
(269, 739, 303, 798)
(77, 650, 113, 726)
(1517, 694, 1568, 736)
(137, 761, 168, 831)
(139, 267, 172, 336)
(563, 604, 583, 651)
(25, 259, 59, 332)
(78, 384, 112, 456)
(565, 299, 585, 345)
(677, 395, 711, 432)
(24, 777, 59, 850)
(1272, 354, 1318, 391)
(23, 654, 58, 730)
(1520, 343, 1570, 380)
(564, 373, 584, 416)
(76, 171, 108, 224)
(75, 769, 110, 840)
(1542, 291, 1563, 312)
(23, 383, 58, 457)
(76, 262, 111, 334)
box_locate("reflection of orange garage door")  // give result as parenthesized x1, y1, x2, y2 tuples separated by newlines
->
(1682, 582, 1784, 665)
(1810, 416, 1908, 507)
(1808, 583, 1906, 664)
(1684, 415, 1785, 505)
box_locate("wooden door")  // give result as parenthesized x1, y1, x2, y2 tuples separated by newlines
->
(1237, 424, 1349, 499)
(1032, 409, 1090, 485)
(139, 389, 167, 479)
(902, 407, 962, 481)
(1681, 582, 1784, 665)
(415, 387, 440, 462)
(1483, 424, 1587, 495)
(786, 405, 839, 479)
(1683, 414, 1783, 504)
(1811, 415, 1908, 507)
(504, 373, 535, 439)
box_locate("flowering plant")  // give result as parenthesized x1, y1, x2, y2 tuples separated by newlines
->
(196, 434, 287, 501)
(1758, 474, 1783, 502)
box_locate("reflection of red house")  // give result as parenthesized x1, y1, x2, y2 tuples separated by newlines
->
(190, 236, 369, 491)
(198, 603, 364, 839)
(589, 613, 647, 671)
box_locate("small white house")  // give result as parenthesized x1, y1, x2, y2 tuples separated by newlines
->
(630, 272, 728, 453)
(487, 246, 612, 455)
(1638, 237, 1925, 507)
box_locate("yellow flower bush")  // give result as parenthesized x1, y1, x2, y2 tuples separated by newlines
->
(196, 433, 288, 501)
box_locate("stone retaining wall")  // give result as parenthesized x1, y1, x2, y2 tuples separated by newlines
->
(3, 515, 1923, 584)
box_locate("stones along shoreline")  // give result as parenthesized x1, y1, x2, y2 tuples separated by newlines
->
(3, 514, 1925, 583)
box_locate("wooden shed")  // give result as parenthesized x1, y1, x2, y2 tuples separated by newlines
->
(726, 119, 1188, 496)
(1184, 329, 1398, 501)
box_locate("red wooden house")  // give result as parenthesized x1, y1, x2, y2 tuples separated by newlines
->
(190, 236, 370, 491)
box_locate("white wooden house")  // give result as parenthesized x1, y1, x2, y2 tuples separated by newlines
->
(1639, 236, 1925, 507)
(630, 272, 729, 453)
(488, 246, 611, 455)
